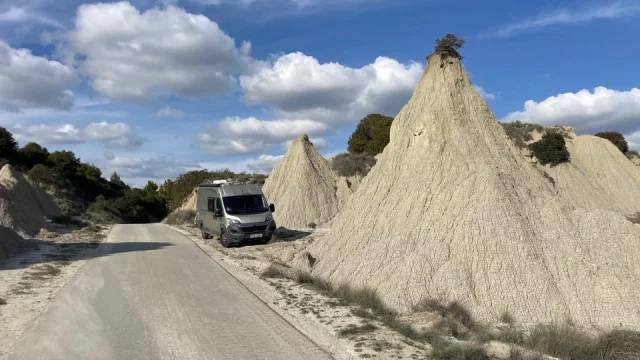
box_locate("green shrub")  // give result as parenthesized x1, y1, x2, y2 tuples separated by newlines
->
(501, 121, 545, 149)
(528, 133, 570, 166)
(28, 164, 57, 185)
(332, 153, 377, 177)
(348, 114, 394, 155)
(595, 131, 629, 153)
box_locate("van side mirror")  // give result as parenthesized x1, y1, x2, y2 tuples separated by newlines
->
(214, 209, 222, 218)
(269, 204, 275, 213)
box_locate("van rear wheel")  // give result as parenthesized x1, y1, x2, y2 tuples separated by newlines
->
(200, 227, 210, 240)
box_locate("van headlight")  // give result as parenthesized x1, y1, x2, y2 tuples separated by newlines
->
(265, 214, 273, 222)
(226, 218, 240, 226)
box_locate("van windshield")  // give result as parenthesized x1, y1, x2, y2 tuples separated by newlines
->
(223, 195, 269, 215)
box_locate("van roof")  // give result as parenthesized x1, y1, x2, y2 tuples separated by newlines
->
(198, 183, 263, 197)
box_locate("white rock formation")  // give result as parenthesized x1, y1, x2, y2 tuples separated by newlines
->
(307, 54, 640, 330)
(263, 135, 342, 229)
(0, 165, 60, 236)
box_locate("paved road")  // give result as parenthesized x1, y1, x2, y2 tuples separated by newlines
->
(9, 224, 332, 360)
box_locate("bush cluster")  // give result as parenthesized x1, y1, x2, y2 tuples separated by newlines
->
(595, 131, 629, 154)
(332, 153, 377, 177)
(528, 133, 570, 166)
(501, 121, 545, 149)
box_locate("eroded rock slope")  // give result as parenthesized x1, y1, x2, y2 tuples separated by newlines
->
(308, 54, 640, 330)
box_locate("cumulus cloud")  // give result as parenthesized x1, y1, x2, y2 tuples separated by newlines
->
(240, 52, 422, 123)
(0, 40, 77, 110)
(246, 154, 284, 174)
(11, 122, 144, 149)
(473, 85, 497, 101)
(504, 87, 640, 135)
(626, 131, 640, 151)
(68, 1, 253, 102)
(198, 116, 332, 155)
(156, 106, 185, 119)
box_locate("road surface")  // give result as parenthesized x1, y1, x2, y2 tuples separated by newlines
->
(8, 224, 332, 360)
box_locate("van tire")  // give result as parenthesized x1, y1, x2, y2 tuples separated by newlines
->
(220, 230, 231, 248)
(200, 227, 210, 240)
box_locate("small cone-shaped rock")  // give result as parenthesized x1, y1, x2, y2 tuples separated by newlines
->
(263, 135, 340, 228)
(0, 165, 60, 236)
(308, 54, 640, 329)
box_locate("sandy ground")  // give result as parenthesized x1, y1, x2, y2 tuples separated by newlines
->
(0, 224, 111, 359)
(171, 224, 432, 359)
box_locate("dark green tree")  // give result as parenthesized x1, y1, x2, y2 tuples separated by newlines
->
(18, 142, 49, 169)
(347, 114, 394, 155)
(529, 133, 570, 166)
(144, 181, 158, 196)
(110, 172, 125, 186)
(77, 163, 102, 182)
(48, 151, 80, 178)
(0, 126, 18, 164)
(595, 131, 629, 154)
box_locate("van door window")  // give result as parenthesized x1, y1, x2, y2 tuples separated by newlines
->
(214, 198, 222, 212)
(207, 198, 214, 212)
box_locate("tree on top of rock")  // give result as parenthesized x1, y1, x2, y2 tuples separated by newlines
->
(434, 33, 465, 60)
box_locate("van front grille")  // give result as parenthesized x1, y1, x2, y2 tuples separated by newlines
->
(240, 224, 268, 233)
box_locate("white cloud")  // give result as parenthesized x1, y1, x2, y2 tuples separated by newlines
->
(480, 1, 640, 38)
(197, 116, 332, 155)
(626, 131, 640, 151)
(0, 5, 63, 28)
(98, 154, 200, 185)
(156, 106, 185, 119)
(0, 40, 77, 110)
(11, 122, 144, 149)
(473, 85, 497, 101)
(246, 154, 284, 174)
(504, 87, 640, 135)
(240, 52, 422, 123)
(69, 1, 253, 102)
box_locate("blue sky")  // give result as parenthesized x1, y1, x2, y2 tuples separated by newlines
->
(1, 0, 639, 187)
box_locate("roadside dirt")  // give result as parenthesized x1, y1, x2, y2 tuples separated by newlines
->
(0, 224, 111, 359)
(171, 224, 431, 360)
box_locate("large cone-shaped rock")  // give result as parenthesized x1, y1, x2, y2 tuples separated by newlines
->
(263, 135, 340, 228)
(308, 54, 640, 329)
(543, 135, 640, 215)
(0, 165, 60, 236)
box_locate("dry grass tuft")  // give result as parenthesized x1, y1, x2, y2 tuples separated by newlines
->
(338, 323, 377, 337)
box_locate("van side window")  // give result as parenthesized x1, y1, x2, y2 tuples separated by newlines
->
(207, 198, 214, 212)
(214, 198, 222, 211)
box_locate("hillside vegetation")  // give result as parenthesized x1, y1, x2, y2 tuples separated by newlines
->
(0, 127, 266, 224)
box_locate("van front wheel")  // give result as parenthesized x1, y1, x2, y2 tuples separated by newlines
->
(220, 230, 231, 248)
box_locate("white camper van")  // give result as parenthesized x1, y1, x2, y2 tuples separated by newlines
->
(194, 181, 276, 247)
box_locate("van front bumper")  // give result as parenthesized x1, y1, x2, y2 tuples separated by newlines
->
(226, 221, 277, 244)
